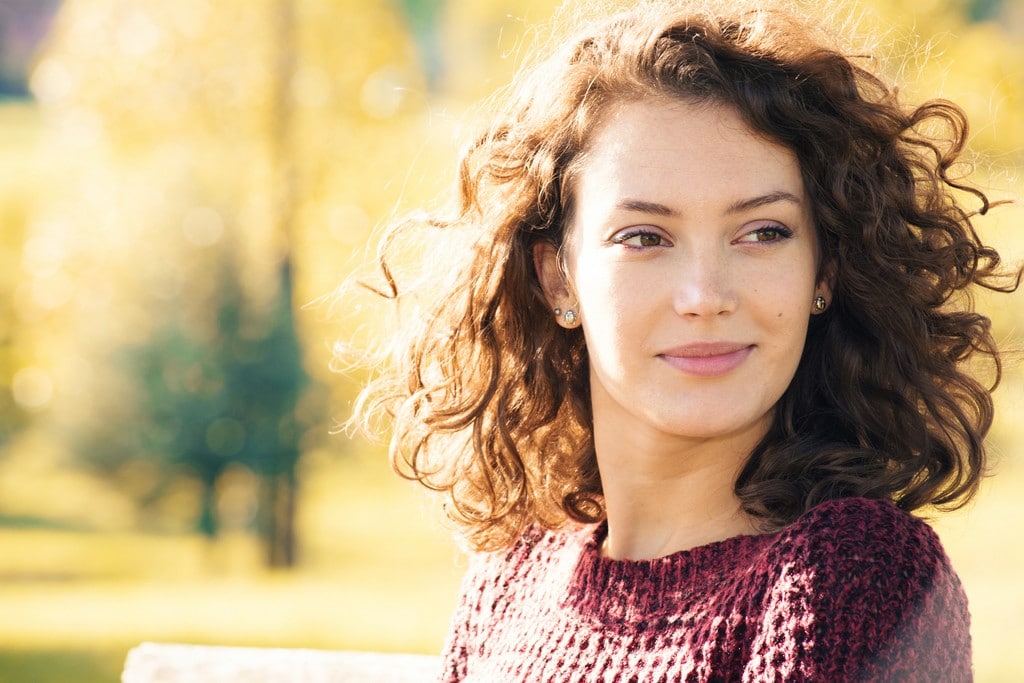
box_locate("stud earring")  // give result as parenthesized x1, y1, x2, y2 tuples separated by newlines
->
(813, 296, 827, 313)
(553, 307, 562, 317)
(562, 309, 578, 326)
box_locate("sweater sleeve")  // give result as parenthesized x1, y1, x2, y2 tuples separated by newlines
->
(745, 498, 972, 683)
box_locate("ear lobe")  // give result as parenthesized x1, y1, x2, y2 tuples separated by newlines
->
(532, 241, 571, 309)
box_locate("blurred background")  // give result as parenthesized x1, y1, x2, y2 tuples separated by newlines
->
(0, 0, 1021, 680)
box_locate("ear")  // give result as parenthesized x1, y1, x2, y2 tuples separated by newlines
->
(532, 241, 572, 311)
(813, 259, 837, 311)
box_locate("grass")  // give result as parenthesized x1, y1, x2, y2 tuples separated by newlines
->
(0, 450, 466, 683)
(0, 648, 123, 683)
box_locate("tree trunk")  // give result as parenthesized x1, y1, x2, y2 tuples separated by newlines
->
(198, 475, 219, 538)
(259, 466, 296, 567)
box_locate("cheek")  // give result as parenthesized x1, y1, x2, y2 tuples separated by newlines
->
(571, 262, 645, 350)
(756, 257, 817, 309)
(574, 265, 646, 324)
(569, 250, 616, 302)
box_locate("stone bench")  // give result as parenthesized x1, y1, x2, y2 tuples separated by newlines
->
(122, 643, 442, 682)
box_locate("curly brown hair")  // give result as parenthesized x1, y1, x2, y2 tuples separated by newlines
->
(350, 0, 1021, 551)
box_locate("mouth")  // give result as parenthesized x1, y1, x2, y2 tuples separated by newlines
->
(657, 342, 754, 377)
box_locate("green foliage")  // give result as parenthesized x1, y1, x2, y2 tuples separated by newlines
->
(963, 0, 1005, 22)
(76, 251, 313, 563)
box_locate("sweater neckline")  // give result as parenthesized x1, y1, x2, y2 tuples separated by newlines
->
(557, 521, 781, 624)
(584, 520, 775, 567)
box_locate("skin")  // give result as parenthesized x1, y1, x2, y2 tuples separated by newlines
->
(535, 98, 831, 560)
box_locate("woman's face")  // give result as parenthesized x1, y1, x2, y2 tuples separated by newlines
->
(536, 98, 829, 450)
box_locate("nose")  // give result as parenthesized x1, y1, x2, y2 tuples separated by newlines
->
(672, 249, 737, 318)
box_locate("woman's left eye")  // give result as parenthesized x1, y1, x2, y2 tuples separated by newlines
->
(737, 224, 793, 243)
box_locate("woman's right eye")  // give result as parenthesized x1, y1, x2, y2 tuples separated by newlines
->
(611, 229, 668, 248)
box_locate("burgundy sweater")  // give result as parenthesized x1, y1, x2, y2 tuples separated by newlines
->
(439, 497, 971, 682)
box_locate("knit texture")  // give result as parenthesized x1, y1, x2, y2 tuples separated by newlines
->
(439, 497, 971, 682)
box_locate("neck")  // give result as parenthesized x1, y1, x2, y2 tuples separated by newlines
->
(594, 425, 762, 561)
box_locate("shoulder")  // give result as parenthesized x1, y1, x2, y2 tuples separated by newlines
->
(770, 496, 963, 624)
(458, 522, 594, 600)
(751, 497, 971, 681)
(780, 496, 946, 565)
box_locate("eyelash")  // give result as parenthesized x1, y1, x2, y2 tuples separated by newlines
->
(611, 229, 666, 248)
(610, 223, 794, 249)
(741, 224, 793, 243)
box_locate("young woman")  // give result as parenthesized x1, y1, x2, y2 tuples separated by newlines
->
(351, 1, 1020, 680)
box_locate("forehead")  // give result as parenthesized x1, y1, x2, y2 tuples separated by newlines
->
(573, 98, 806, 213)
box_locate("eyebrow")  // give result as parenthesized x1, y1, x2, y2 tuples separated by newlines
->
(725, 190, 803, 214)
(614, 191, 803, 216)
(615, 198, 678, 216)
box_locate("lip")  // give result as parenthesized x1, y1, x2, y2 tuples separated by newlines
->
(657, 342, 754, 377)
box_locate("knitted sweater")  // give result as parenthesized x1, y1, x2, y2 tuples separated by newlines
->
(439, 497, 971, 682)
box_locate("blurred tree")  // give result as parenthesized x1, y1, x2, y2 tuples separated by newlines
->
(28, 0, 324, 565)
(235, 259, 309, 566)
(262, 0, 303, 567)
(965, 0, 1004, 22)
(124, 298, 239, 539)
(394, 0, 446, 91)
(80, 248, 311, 562)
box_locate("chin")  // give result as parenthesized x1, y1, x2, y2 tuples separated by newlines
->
(654, 412, 771, 443)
